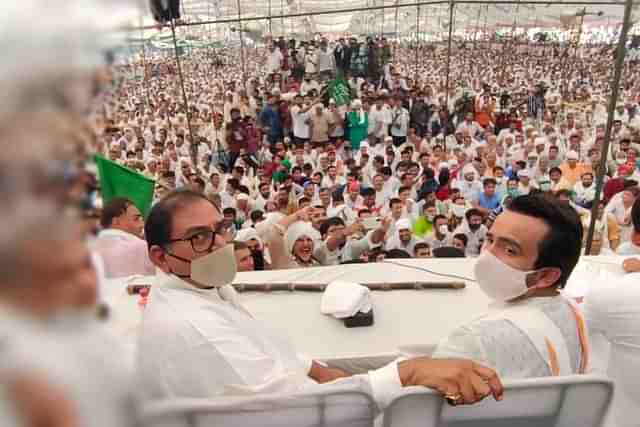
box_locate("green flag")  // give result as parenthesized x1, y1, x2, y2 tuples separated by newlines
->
(327, 75, 352, 106)
(95, 155, 156, 217)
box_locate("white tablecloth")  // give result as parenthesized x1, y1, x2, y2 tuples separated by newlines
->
(101, 256, 629, 363)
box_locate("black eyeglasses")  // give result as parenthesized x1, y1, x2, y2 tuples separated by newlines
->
(167, 228, 220, 253)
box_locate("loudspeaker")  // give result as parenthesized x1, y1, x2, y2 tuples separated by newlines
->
(149, 0, 181, 23)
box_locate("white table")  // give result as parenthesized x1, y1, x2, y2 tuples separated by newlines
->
(102, 256, 629, 363)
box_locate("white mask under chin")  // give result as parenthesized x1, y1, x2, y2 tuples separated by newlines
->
(190, 244, 238, 287)
(473, 250, 535, 302)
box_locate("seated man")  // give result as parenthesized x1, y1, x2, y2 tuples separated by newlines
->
(233, 241, 254, 272)
(91, 198, 155, 279)
(433, 194, 588, 378)
(137, 190, 503, 409)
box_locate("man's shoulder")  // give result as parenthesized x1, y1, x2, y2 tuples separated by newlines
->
(617, 242, 640, 255)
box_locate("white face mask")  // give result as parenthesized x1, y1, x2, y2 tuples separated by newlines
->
(438, 224, 449, 235)
(451, 204, 466, 218)
(474, 250, 536, 302)
(190, 244, 238, 288)
(426, 214, 435, 222)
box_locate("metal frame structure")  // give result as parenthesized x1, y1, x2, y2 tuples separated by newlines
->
(138, 0, 635, 252)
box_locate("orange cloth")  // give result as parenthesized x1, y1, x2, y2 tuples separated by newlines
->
(559, 162, 591, 186)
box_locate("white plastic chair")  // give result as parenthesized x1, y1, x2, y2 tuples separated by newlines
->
(141, 384, 376, 427)
(383, 375, 613, 427)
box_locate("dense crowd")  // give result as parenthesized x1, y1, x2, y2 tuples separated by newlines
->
(86, 33, 640, 277)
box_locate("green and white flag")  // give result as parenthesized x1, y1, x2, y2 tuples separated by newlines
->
(327, 75, 352, 106)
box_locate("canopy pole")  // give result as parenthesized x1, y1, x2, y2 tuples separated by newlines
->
(393, 0, 400, 62)
(380, 0, 385, 37)
(414, 5, 420, 83)
(236, 0, 247, 91)
(584, 0, 634, 255)
(170, 18, 197, 164)
(269, 0, 273, 35)
(138, 12, 152, 109)
(444, 0, 455, 109)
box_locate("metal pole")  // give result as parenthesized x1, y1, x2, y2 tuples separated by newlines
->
(414, 5, 420, 83)
(584, 0, 634, 255)
(394, 0, 400, 62)
(473, 4, 482, 49)
(236, 0, 247, 90)
(138, 12, 152, 109)
(170, 19, 197, 164)
(281, 0, 285, 33)
(269, 0, 273, 35)
(444, 0, 455, 109)
(381, 0, 385, 37)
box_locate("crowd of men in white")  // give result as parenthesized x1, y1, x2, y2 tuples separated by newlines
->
(2, 17, 640, 427)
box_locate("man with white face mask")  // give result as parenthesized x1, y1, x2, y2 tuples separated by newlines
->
(138, 190, 504, 407)
(433, 194, 588, 379)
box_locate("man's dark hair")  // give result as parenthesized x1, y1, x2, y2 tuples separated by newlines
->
(465, 208, 483, 222)
(386, 249, 412, 259)
(361, 187, 375, 198)
(414, 242, 430, 252)
(549, 167, 562, 175)
(389, 197, 402, 208)
(452, 233, 468, 247)
(483, 178, 497, 187)
(222, 207, 236, 217)
(434, 214, 447, 224)
(320, 217, 345, 236)
(507, 194, 583, 288)
(250, 210, 264, 223)
(144, 190, 215, 249)
(101, 197, 133, 228)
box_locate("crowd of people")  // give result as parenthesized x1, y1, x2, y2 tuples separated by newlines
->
(3, 3, 640, 424)
(88, 32, 640, 277)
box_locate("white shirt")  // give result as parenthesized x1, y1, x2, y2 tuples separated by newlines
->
(137, 272, 407, 410)
(0, 312, 135, 427)
(434, 297, 582, 379)
(266, 49, 283, 74)
(390, 107, 410, 137)
(291, 105, 311, 139)
(368, 106, 391, 138)
(584, 273, 640, 427)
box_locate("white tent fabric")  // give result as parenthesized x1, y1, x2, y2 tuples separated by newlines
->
(111, 0, 638, 39)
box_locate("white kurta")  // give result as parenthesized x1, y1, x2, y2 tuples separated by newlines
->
(584, 273, 640, 427)
(0, 310, 135, 427)
(137, 273, 404, 409)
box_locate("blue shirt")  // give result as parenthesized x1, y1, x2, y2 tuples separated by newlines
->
(476, 191, 500, 210)
(259, 105, 282, 138)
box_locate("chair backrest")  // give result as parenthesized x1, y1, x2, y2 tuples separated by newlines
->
(383, 375, 613, 427)
(141, 385, 376, 427)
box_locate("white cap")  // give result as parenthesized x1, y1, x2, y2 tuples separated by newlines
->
(517, 169, 530, 178)
(395, 219, 411, 231)
(566, 150, 579, 160)
(236, 193, 250, 201)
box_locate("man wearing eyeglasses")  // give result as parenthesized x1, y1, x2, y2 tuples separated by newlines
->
(137, 189, 503, 409)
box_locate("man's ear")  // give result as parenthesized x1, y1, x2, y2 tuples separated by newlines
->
(149, 245, 169, 272)
(528, 267, 562, 290)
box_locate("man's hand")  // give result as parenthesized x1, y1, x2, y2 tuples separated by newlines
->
(398, 358, 503, 405)
(308, 361, 350, 384)
(622, 257, 640, 273)
(9, 374, 79, 427)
